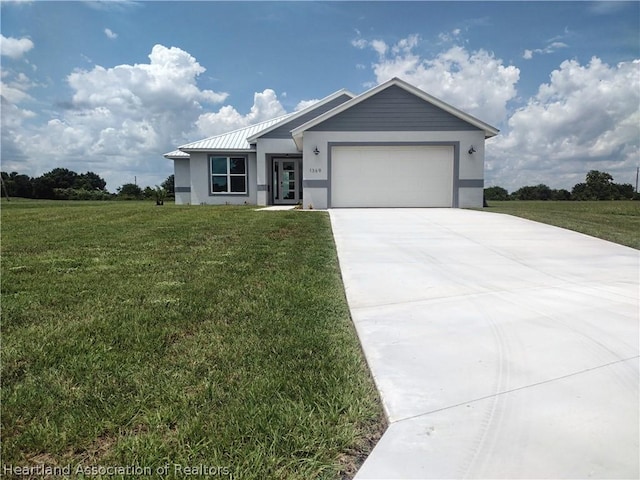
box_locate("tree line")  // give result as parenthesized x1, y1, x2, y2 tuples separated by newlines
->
(1, 169, 175, 201)
(485, 170, 638, 201)
(2, 168, 636, 203)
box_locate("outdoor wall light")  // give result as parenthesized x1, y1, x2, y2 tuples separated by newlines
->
(468, 146, 476, 154)
(313, 146, 320, 155)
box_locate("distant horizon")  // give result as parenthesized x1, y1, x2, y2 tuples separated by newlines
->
(1, 1, 638, 192)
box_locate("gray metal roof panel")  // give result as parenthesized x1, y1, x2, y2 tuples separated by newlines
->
(164, 149, 189, 159)
(178, 113, 295, 152)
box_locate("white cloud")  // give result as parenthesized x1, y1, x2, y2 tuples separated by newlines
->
(588, 1, 628, 15)
(0, 34, 34, 59)
(438, 29, 461, 43)
(522, 41, 569, 60)
(2, 44, 230, 190)
(195, 89, 286, 137)
(371, 39, 389, 57)
(1, 71, 35, 103)
(364, 36, 519, 126)
(352, 34, 638, 191)
(351, 38, 367, 49)
(295, 98, 319, 111)
(104, 28, 118, 40)
(351, 37, 393, 57)
(68, 44, 228, 110)
(1, 68, 37, 167)
(83, 0, 141, 12)
(488, 57, 640, 190)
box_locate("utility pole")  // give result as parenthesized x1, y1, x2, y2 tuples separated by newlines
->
(636, 167, 639, 194)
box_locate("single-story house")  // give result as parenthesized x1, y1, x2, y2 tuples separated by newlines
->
(164, 77, 498, 208)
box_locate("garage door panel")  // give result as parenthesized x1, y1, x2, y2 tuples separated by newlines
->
(331, 146, 453, 208)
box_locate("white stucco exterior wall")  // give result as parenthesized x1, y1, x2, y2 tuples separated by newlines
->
(173, 158, 191, 205)
(301, 130, 486, 209)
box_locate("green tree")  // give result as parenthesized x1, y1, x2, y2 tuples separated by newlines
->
(143, 186, 155, 199)
(75, 171, 107, 191)
(117, 183, 143, 200)
(42, 168, 78, 189)
(1, 171, 33, 198)
(551, 189, 572, 201)
(484, 186, 509, 201)
(161, 174, 175, 196)
(511, 184, 552, 200)
(571, 182, 589, 200)
(585, 170, 615, 200)
(32, 176, 56, 199)
(613, 183, 634, 200)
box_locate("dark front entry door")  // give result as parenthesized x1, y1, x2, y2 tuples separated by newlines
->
(273, 158, 300, 204)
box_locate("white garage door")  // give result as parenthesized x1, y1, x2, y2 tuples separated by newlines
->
(331, 145, 454, 207)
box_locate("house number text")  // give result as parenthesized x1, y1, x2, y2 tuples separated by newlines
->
(309, 168, 322, 173)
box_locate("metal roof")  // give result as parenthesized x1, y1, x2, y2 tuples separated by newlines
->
(178, 112, 296, 152)
(245, 89, 354, 142)
(163, 149, 189, 159)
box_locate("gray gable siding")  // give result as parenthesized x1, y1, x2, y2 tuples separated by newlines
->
(309, 85, 481, 132)
(260, 94, 353, 138)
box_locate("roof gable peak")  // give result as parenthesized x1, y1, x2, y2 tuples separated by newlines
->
(290, 78, 499, 148)
(245, 88, 355, 142)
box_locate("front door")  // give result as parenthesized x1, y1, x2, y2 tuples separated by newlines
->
(273, 158, 300, 204)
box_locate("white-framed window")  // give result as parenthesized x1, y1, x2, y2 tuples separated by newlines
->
(210, 156, 247, 194)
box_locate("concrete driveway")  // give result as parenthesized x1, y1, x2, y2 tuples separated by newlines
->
(329, 209, 639, 479)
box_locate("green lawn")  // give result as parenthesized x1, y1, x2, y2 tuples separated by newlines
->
(482, 200, 640, 250)
(1, 200, 385, 479)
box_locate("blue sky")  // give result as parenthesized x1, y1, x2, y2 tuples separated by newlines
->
(1, 1, 639, 192)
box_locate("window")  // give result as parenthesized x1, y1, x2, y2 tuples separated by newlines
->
(210, 156, 247, 194)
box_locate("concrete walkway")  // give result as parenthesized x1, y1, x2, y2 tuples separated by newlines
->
(329, 209, 639, 479)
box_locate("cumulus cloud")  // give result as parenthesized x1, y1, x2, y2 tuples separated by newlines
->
(0, 34, 34, 59)
(360, 35, 519, 126)
(352, 33, 637, 191)
(1, 71, 35, 104)
(195, 89, 286, 137)
(3, 44, 231, 189)
(68, 44, 227, 110)
(1, 67, 37, 168)
(104, 28, 118, 39)
(487, 57, 640, 190)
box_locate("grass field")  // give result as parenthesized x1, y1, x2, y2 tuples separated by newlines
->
(1, 200, 385, 479)
(482, 200, 640, 250)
